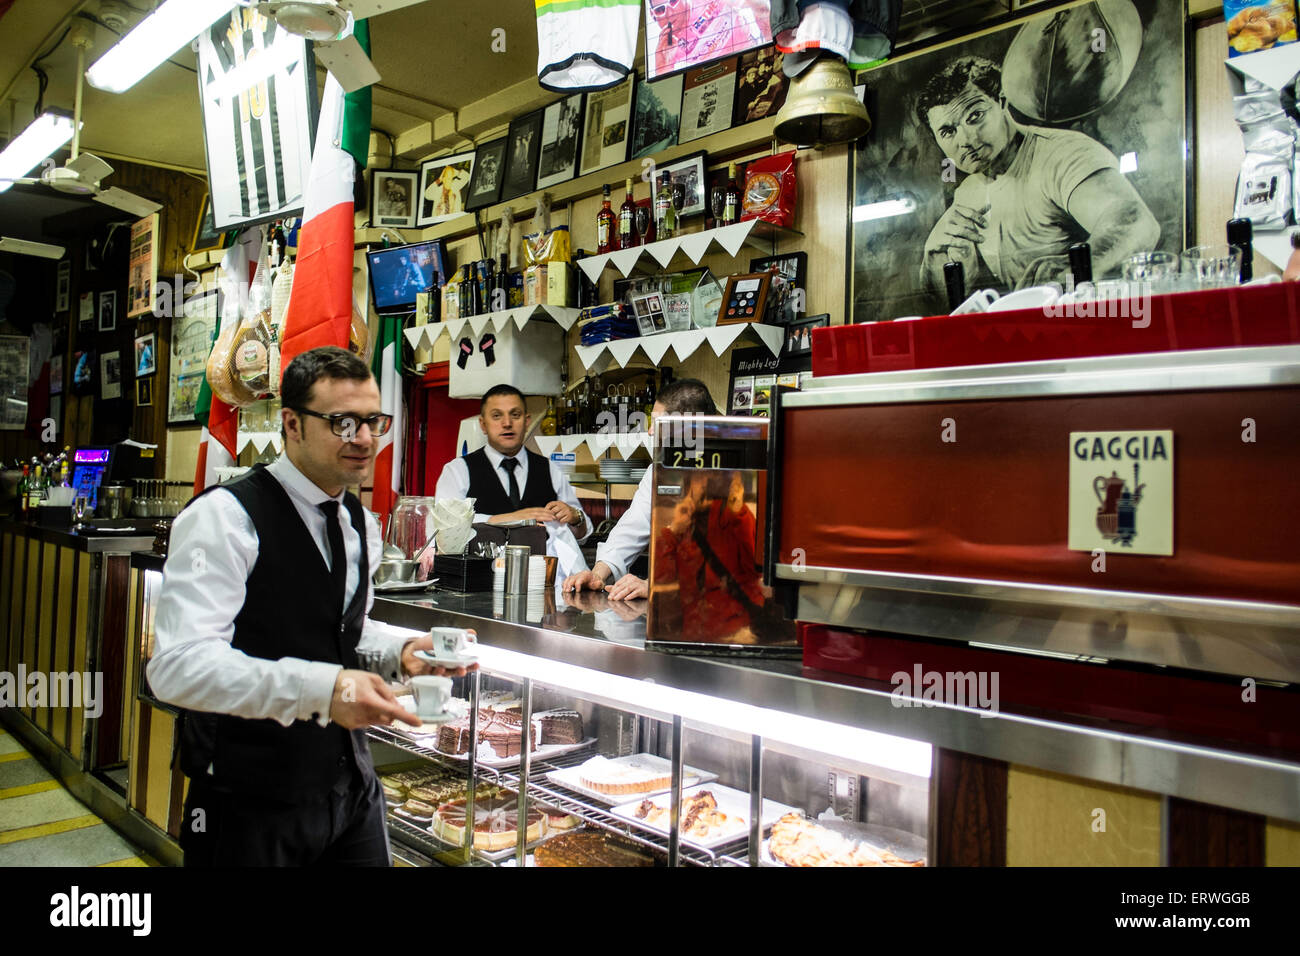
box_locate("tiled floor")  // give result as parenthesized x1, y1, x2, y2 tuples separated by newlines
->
(0, 727, 155, 867)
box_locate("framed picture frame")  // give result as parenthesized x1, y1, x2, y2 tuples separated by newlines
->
(502, 111, 544, 203)
(631, 74, 683, 160)
(465, 137, 508, 212)
(417, 151, 475, 226)
(134, 332, 157, 378)
(169, 290, 219, 426)
(98, 290, 117, 332)
(631, 290, 669, 335)
(651, 150, 707, 219)
(136, 377, 153, 407)
(371, 169, 418, 228)
(717, 272, 772, 325)
(0, 336, 29, 430)
(850, 0, 1187, 322)
(750, 250, 807, 323)
(191, 193, 231, 254)
(100, 350, 122, 401)
(78, 291, 94, 329)
(679, 58, 738, 144)
(643, 0, 773, 82)
(536, 93, 586, 190)
(578, 75, 636, 177)
(733, 46, 788, 126)
(783, 313, 829, 355)
(55, 260, 70, 312)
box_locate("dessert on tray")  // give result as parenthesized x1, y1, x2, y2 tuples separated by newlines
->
(437, 708, 538, 758)
(576, 755, 674, 795)
(533, 829, 657, 867)
(767, 813, 926, 867)
(633, 789, 738, 839)
(430, 793, 545, 851)
(535, 708, 584, 746)
(538, 805, 582, 831)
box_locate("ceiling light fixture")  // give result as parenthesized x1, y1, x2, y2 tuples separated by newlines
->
(0, 112, 78, 194)
(86, 0, 241, 93)
(0, 238, 68, 259)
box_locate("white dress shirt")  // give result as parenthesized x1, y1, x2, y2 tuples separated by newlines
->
(435, 444, 593, 542)
(594, 468, 653, 581)
(148, 455, 424, 731)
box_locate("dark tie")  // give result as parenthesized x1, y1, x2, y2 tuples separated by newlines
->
(500, 457, 522, 510)
(319, 500, 347, 616)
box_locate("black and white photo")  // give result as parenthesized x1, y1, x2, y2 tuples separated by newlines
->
(579, 75, 635, 177)
(417, 151, 475, 226)
(631, 74, 684, 159)
(537, 93, 585, 190)
(100, 350, 122, 401)
(652, 151, 707, 218)
(465, 137, 508, 211)
(679, 58, 738, 144)
(502, 111, 544, 202)
(55, 260, 70, 313)
(371, 169, 418, 229)
(98, 290, 117, 332)
(733, 46, 787, 126)
(851, 0, 1185, 321)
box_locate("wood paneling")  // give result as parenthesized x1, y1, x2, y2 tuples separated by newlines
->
(934, 748, 1007, 866)
(144, 707, 175, 831)
(1, 532, 14, 673)
(21, 539, 38, 719)
(68, 551, 91, 762)
(1266, 818, 1300, 866)
(95, 553, 130, 767)
(35, 542, 55, 732)
(1168, 797, 1265, 866)
(51, 545, 74, 749)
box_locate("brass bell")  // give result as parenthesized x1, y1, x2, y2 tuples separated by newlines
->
(774, 56, 871, 148)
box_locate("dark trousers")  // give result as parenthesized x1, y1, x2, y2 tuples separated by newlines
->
(180, 769, 391, 867)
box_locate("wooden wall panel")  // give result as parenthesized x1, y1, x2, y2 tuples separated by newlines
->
(1168, 797, 1265, 866)
(51, 545, 74, 749)
(144, 707, 175, 831)
(21, 539, 38, 719)
(1, 532, 14, 673)
(67, 551, 91, 762)
(934, 748, 1007, 866)
(1266, 818, 1300, 866)
(35, 542, 56, 733)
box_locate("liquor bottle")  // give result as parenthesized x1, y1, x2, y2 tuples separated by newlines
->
(540, 397, 558, 436)
(618, 179, 635, 250)
(30, 463, 44, 511)
(17, 463, 29, 519)
(655, 178, 676, 240)
(723, 163, 740, 226)
(596, 183, 617, 254)
(497, 255, 511, 311)
(462, 264, 478, 316)
(443, 268, 460, 320)
(477, 260, 490, 314)
(1227, 218, 1253, 283)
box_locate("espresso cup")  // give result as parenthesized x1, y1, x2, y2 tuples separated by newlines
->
(430, 626, 474, 659)
(410, 675, 452, 718)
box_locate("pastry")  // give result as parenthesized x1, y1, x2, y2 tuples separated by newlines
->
(767, 813, 925, 867)
(430, 794, 545, 851)
(391, 798, 436, 826)
(535, 709, 584, 746)
(437, 709, 537, 758)
(381, 782, 404, 803)
(576, 755, 678, 795)
(534, 830, 657, 867)
(539, 805, 582, 831)
(632, 790, 737, 839)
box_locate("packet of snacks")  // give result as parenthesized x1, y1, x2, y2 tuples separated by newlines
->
(741, 151, 797, 228)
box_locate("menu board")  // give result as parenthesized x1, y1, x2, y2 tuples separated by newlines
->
(0, 336, 30, 430)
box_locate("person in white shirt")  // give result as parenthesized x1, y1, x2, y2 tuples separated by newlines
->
(435, 383, 592, 545)
(150, 346, 468, 867)
(562, 378, 717, 601)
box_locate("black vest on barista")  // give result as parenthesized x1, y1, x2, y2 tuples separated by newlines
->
(177, 464, 372, 798)
(463, 447, 556, 514)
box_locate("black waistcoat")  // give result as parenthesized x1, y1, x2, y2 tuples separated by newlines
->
(177, 464, 372, 798)
(463, 447, 557, 514)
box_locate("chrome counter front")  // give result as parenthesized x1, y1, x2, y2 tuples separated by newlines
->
(371, 587, 1300, 824)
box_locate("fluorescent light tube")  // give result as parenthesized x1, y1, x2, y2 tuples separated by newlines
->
(0, 237, 67, 259)
(852, 198, 916, 223)
(0, 112, 77, 194)
(86, 0, 240, 93)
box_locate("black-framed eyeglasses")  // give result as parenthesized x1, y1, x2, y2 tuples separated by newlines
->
(291, 408, 393, 438)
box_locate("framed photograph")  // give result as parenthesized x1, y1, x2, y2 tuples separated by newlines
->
(631, 74, 683, 160)
(783, 313, 829, 355)
(578, 75, 635, 177)
(169, 290, 219, 425)
(191, 193, 231, 254)
(733, 46, 788, 125)
(78, 291, 94, 329)
(196, 12, 316, 230)
(717, 272, 772, 325)
(644, 0, 772, 82)
(651, 150, 707, 219)
(751, 251, 807, 323)
(536, 93, 586, 190)
(127, 213, 159, 319)
(465, 137, 508, 212)
(417, 151, 475, 226)
(49, 354, 63, 395)
(0, 336, 29, 430)
(134, 332, 157, 377)
(55, 260, 70, 312)
(631, 291, 669, 335)
(679, 58, 738, 144)
(850, 0, 1187, 321)
(98, 290, 117, 332)
(502, 111, 544, 202)
(371, 170, 418, 228)
(72, 350, 95, 395)
(100, 351, 122, 401)
(136, 377, 153, 407)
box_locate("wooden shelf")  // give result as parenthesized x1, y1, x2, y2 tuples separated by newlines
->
(403, 304, 582, 351)
(574, 323, 785, 372)
(574, 220, 801, 282)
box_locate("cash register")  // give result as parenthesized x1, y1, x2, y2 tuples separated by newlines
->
(70, 441, 156, 512)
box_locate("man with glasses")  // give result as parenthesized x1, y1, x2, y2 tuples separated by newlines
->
(150, 347, 466, 866)
(435, 383, 592, 542)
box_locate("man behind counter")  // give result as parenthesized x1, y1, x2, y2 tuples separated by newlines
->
(436, 383, 592, 542)
(562, 377, 717, 601)
(150, 346, 466, 867)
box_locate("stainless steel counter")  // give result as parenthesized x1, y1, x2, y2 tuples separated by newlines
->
(372, 587, 1300, 824)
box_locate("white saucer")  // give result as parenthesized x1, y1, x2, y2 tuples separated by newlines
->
(410, 707, 462, 726)
(373, 578, 438, 593)
(986, 284, 1061, 312)
(414, 648, 479, 668)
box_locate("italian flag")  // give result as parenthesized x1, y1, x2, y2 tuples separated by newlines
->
(370, 312, 403, 529)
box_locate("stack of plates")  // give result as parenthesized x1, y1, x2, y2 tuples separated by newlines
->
(598, 458, 648, 483)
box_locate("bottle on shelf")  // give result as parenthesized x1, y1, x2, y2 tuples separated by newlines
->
(443, 267, 460, 320)
(655, 177, 675, 240)
(540, 397, 558, 437)
(30, 463, 44, 512)
(618, 179, 635, 251)
(17, 463, 29, 520)
(597, 183, 617, 254)
(723, 163, 740, 226)
(463, 264, 478, 316)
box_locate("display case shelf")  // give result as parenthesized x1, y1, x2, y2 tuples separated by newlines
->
(574, 220, 801, 283)
(574, 323, 785, 372)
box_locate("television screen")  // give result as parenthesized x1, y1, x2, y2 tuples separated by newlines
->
(367, 240, 446, 314)
(645, 0, 772, 81)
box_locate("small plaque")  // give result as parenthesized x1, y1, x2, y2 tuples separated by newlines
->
(1068, 430, 1174, 556)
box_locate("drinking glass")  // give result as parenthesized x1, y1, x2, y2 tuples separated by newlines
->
(1121, 251, 1181, 294)
(1182, 244, 1243, 289)
(710, 186, 725, 226)
(73, 494, 92, 526)
(671, 181, 687, 220)
(634, 205, 651, 245)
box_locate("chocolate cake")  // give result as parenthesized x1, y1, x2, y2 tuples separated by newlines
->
(437, 709, 537, 758)
(536, 709, 584, 746)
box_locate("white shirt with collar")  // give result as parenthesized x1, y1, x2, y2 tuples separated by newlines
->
(435, 443, 593, 542)
(593, 467, 652, 581)
(148, 454, 424, 730)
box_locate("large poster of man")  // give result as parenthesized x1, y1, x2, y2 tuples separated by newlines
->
(851, 0, 1184, 322)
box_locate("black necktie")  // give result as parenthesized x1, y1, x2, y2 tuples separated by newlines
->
(500, 457, 522, 509)
(319, 500, 346, 616)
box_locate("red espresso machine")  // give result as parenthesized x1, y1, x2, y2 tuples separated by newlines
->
(766, 285, 1300, 755)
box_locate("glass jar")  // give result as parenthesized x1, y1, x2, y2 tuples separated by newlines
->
(386, 496, 436, 560)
